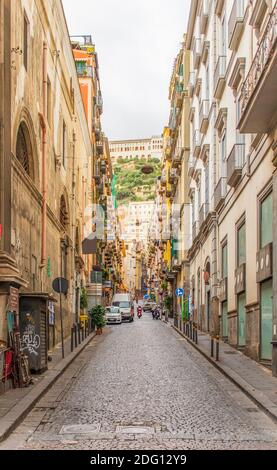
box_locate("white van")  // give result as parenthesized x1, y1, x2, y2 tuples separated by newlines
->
(112, 293, 134, 322)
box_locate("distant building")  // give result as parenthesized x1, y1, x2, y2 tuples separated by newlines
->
(109, 136, 163, 163)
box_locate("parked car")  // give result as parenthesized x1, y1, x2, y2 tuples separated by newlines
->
(105, 306, 122, 325)
(112, 293, 134, 322)
(143, 301, 156, 312)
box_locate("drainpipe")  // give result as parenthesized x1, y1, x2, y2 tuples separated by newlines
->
(39, 41, 47, 272)
(72, 131, 77, 323)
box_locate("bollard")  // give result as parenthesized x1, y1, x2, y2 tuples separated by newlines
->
(74, 324, 78, 348)
(78, 323, 81, 345)
(190, 322, 193, 340)
(216, 336, 219, 361)
(192, 325, 195, 343)
(195, 327, 198, 345)
(71, 327, 74, 352)
(82, 326, 84, 342)
(211, 337, 214, 358)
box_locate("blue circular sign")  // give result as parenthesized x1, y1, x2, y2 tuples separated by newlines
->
(144, 294, 150, 300)
(175, 288, 184, 297)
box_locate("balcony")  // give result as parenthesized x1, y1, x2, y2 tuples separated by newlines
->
(228, 0, 245, 50)
(172, 148, 182, 168)
(96, 141, 104, 156)
(169, 168, 178, 184)
(76, 64, 93, 78)
(239, 3, 277, 133)
(200, 0, 209, 34)
(214, 177, 227, 211)
(161, 170, 167, 187)
(227, 144, 245, 187)
(193, 130, 201, 157)
(235, 263, 246, 294)
(192, 221, 199, 241)
(199, 203, 210, 227)
(193, 38, 201, 70)
(219, 278, 228, 302)
(199, 100, 210, 134)
(188, 72, 195, 97)
(188, 154, 196, 177)
(256, 242, 273, 283)
(214, 56, 227, 99)
(201, 40, 210, 65)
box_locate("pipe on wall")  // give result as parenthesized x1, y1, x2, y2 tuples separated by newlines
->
(39, 41, 47, 269)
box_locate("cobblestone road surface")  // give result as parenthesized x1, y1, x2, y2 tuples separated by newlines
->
(1, 314, 277, 450)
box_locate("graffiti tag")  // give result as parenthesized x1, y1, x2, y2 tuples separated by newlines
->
(21, 324, 41, 356)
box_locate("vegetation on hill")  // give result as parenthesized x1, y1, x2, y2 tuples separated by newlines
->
(113, 157, 161, 207)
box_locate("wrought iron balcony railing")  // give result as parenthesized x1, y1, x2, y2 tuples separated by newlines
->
(214, 56, 227, 99)
(214, 177, 227, 211)
(227, 143, 245, 187)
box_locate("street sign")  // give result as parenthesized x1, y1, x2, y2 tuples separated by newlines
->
(52, 278, 69, 295)
(175, 288, 184, 297)
(144, 294, 150, 300)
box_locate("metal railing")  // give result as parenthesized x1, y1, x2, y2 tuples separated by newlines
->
(199, 203, 210, 227)
(193, 38, 201, 68)
(199, 100, 210, 129)
(241, 2, 277, 114)
(227, 144, 245, 186)
(214, 56, 226, 94)
(193, 130, 201, 154)
(192, 220, 199, 240)
(214, 177, 227, 210)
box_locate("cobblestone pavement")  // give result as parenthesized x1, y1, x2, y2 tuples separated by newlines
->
(1, 314, 277, 450)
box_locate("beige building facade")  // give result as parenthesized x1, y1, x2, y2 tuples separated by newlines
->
(186, 0, 277, 373)
(0, 0, 93, 352)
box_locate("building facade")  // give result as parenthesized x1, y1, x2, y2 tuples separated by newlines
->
(186, 0, 277, 374)
(109, 137, 163, 163)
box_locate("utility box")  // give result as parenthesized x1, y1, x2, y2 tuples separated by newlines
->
(19, 294, 55, 373)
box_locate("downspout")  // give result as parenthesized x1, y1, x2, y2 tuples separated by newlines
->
(72, 131, 77, 323)
(39, 41, 47, 272)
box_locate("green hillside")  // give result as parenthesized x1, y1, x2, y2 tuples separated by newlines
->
(113, 157, 161, 207)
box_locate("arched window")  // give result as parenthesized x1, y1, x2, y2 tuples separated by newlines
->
(16, 123, 32, 176)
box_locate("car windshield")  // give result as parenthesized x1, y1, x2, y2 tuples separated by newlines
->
(113, 301, 130, 308)
(106, 307, 119, 314)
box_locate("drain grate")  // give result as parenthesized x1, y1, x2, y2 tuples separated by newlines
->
(223, 351, 237, 355)
(60, 424, 100, 435)
(116, 426, 155, 435)
(246, 408, 259, 413)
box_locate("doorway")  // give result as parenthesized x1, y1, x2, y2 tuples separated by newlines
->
(260, 279, 273, 360)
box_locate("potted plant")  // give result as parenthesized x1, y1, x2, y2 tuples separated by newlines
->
(89, 305, 106, 335)
(80, 287, 88, 312)
(164, 295, 173, 320)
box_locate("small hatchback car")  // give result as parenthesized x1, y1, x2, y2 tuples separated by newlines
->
(105, 306, 122, 325)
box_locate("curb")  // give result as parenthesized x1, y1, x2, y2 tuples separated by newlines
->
(0, 332, 96, 442)
(170, 324, 277, 424)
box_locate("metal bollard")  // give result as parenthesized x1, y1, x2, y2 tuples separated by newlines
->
(216, 336, 219, 361)
(195, 327, 198, 344)
(74, 324, 78, 348)
(78, 323, 81, 344)
(71, 327, 74, 352)
(82, 326, 84, 342)
(211, 337, 214, 358)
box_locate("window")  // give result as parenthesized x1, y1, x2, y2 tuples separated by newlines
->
(16, 123, 32, 177)
(23, 14, 29, 70)
(221, 14, 226, 56)
(62, 121, 66, 167)
(222, 243, 228, 278)
(237, 221, 246, 267)
(260, 192, 273, 248)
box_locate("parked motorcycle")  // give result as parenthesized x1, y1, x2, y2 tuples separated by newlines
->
(152, 308, 160, 320)
(137, 306, 142, 319)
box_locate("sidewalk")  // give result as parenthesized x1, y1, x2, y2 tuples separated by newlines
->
(0, 331, 96, 441)
(168, 320, 277, 423)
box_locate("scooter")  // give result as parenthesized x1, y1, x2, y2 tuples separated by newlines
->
(152, 308, 160, 320)
(137, 307, 142, 319)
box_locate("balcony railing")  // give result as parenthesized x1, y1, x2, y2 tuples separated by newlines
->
(239, 2, 277, 132)
(192, 221, 199, 241)
(199, 203, 210, 227)
(193, 38, 201, 69)
(200, 0, 210, 34)
(193, 130, 201, 157)
(214, 56, 227, 99)
(172, 148, 182, 167)
(214, 177, 227, 211)
(188, 72, 196, 97)
(199, 100, 210, 133)
(228, 0, 245, 50)
(169, 168, 178, 184)
(227, 143, 245, 187)
(188, 154, 196, 177)
(76, 64, 93, 78)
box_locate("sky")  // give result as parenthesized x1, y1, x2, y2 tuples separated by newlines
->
(63, 0, 189, 141)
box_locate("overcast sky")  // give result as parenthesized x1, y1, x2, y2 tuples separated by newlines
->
(63, 0, 189, 141)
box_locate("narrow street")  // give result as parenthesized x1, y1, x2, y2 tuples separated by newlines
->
(1, 315, 277, 451)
